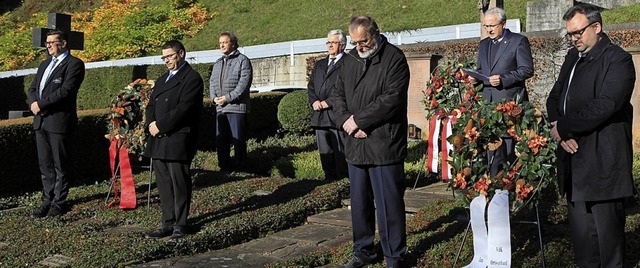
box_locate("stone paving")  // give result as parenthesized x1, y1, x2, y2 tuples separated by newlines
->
(127, 183, 451, 268)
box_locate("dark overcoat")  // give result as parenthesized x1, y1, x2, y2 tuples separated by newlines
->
(546, 34, 637, 202)
(144, 62, 203, 162)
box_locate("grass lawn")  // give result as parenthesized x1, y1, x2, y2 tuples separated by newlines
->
(1, 133, 638, 267)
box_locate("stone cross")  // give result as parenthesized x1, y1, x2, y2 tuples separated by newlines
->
(32, 13, 84, 50)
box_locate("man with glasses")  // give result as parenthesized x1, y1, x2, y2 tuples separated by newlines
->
(307, 29, 348, 181)
(546, 4, 636, 267)
(333, 16, 409, 268)
(210, 32, 253, 172)
(144, 40, 203, 239)
(469, 7, 534, 177)
(27, 29, 85, 218)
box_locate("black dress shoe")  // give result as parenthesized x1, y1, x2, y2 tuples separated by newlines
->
(168, 229, 185, 240)
(46, 205, 64, 217)
(32, 205, 50, 218)
(146, 228, 173, 239)
(342, 256, 368, 268)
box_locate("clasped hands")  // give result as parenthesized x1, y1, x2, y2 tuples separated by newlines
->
(312, 100, 329, 111)
(343, 115, 367, 139)
(214, 96, 228, 107)
(551, 121, 578, 154)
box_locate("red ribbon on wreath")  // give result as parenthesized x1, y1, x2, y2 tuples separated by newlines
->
(108, 138, 137, 209)
(426, 115, 454, 182)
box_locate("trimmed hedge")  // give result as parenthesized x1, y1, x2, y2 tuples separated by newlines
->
(277, 89, 312, 134)
(0, 92, 286, 197)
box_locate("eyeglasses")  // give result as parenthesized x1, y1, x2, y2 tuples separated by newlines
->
(160, 53, 177, 61)
(326, 41, 341, 45)
(45, 41, 61, 46)
(565, 21, 597, 40)
(482, 22, 504, 29)
(350, 37, 370, 47)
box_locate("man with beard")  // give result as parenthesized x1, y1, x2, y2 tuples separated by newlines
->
(332, 16, 409, 268)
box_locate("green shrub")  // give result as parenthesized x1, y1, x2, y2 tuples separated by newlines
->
(277, 90, 311, 134)
(0, 92, 286, 197)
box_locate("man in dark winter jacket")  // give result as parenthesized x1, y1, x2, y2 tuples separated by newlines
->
(307, 29, 348, 180)
(333, 16, 409, 268)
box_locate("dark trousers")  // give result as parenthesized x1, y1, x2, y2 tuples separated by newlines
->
(153, 159, 192, 230)
(567, 198, 626, 268)
(487, 137, 515, 177)
(314, 127, 348, 180)
(348, 163, 406, 263)
(35, 130, 71, 207)
(216, 112, 247, 171)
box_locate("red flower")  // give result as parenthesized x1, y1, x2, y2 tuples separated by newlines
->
(473, 175, 492, 196)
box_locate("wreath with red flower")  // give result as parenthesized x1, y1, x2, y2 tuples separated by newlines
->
(424, 61, 557, 212)
(105, 79, 154, 157)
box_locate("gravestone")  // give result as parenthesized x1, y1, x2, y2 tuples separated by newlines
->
(32, 13, 84, 50)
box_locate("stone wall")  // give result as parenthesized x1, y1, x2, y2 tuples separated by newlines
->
(526, 0, 640, 32)
(250, 53, 321, 87)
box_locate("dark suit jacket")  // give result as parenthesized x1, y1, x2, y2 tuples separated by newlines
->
(144, 62, 204, 162)
(307, 55, 343, 128)
(477, 29, 533, 102)
(27, 54, 85, 133)
(546, 34, 637, 202)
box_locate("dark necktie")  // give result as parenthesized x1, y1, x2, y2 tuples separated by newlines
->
(166, 71, 174, 82)
(327, 58, 336, 73)
(563, 53, 586, 113)
(489, 39, 499, 65)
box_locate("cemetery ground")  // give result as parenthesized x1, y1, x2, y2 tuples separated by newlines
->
(0, 135, 639, 267)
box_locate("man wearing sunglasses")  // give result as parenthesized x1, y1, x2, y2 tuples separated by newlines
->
(546, 3, 636, 267)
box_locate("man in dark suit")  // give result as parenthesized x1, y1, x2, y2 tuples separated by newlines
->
(546, 4, 636, 267)
(144, 40, 203, 240)
(307, 29, 348, 180)
(333, 16, 409, 268)
(27, 29, 85, 218)
(469, 7, 534, 176)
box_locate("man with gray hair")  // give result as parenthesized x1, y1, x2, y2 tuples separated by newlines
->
(210, 31, 253, 172)
(468, 7, 534, 176)
(333, 16, 409, 268)
(307, 29, 348, 180)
